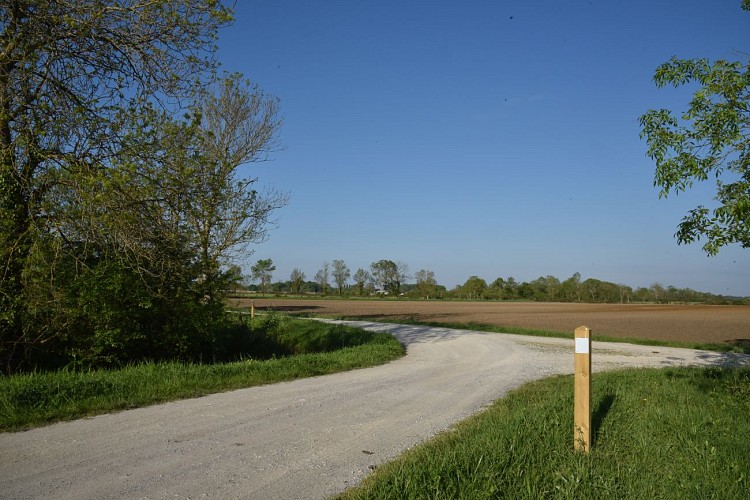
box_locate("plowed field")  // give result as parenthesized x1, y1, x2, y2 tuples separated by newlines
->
(234, 298, 750, 346)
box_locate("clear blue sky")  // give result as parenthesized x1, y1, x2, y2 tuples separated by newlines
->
(217, 0, 750, 296)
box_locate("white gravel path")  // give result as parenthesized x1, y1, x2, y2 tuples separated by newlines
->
(1, 321, 747, 499)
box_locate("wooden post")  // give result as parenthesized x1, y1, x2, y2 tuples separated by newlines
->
(574, 326, 592, 453)
(251, 300, 255, 319)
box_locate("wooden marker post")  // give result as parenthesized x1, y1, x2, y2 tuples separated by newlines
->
(574, 326, 592, 453)
(251, 300, 255, 319)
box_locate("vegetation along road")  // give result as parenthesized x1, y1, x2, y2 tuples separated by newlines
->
(2, 321, 748, 498)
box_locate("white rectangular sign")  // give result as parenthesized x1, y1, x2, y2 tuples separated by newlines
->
(575, 337, 590, 354)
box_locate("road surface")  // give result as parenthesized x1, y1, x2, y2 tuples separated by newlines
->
(1, 321, 747, 499)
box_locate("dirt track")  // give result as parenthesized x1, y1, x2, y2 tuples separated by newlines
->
(239, 299, 750, 346)
(2, 322, 747, 499)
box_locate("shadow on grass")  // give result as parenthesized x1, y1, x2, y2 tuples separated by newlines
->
(592, 393, 615, 446)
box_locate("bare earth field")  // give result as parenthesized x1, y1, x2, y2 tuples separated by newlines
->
(238, 299, 750, 346)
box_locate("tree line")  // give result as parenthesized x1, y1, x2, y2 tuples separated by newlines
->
(243, 260, 747, 305)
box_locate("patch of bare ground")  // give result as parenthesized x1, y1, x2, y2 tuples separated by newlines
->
(234, 299, 750, 347)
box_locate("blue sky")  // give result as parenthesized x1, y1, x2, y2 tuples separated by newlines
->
(217, 0, 750, 296)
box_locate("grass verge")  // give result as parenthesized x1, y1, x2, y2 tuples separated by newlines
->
(339, 366, 750, 499)
(332, 316, 750, 354)
(0, 319, 404, 432)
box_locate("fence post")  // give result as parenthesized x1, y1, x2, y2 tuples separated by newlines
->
(251, 300, 255, 319)
(574, 326, 592, 452)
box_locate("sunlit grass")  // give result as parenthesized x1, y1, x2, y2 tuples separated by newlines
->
(0, 320, 404, 431)
(340, 366, 750, 499)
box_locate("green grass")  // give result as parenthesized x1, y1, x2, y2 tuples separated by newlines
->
(333, 317, 750, 354)
(340, 366, 750, 499)
(0, 319, 404, 431)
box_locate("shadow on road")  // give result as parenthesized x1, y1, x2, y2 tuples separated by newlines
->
(655, 349, 750, 368)
(694, 350, 750, 367)
(328, 321, 469, 347)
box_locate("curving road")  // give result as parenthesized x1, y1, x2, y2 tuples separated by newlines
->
(1, 321, 747, 499)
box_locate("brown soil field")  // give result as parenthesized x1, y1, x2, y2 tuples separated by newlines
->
(233, 298, 750, 347)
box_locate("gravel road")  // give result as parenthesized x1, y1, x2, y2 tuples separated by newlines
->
(1, 321, 748, 499)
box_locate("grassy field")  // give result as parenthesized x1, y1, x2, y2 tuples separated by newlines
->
(0, 318, 404, 431)
(339, 366, 750, 499)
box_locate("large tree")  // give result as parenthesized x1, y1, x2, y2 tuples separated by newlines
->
(639, 2, 749, 255)
(331, 259, 350, 296)
(0, 1, 233, 373)
(370, 259, 409, 295)
(462, 276, 487, 300)
(251, 259, 275, 293)
(314, 262, 330, 296)
(352, 268, 371, 296)
(414, 269, 437, 299)
(289, 268, 306, 295)
(182, 73, 286, 302)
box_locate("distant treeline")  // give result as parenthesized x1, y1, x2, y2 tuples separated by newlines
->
(238, 270, 748, 305)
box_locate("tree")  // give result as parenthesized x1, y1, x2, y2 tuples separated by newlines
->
(331, 259, 351, 296)
(183, 73, 286, 303)
(561, 272, 582, 302)
(414, 269, 438, 299)
(462, 276, 488, 300)
(529, 275, 561, 301)
(370, 260, 396, 293)
(487, 277, 507, 300)
(251, 259, 275, 293)
(639, 3, 750, 255)
(0, 1, 233, 373)
(504, 277, 519, 299)
(290, 268, 306, 295)
(352, 268, 371, 296)
(225, 265, 244, 293)
(650, 282, 667, 304)
(370, 260, 409, 295)
(314, 262, 330, 295)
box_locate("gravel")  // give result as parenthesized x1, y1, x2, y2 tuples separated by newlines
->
(1, 321, 747, 499)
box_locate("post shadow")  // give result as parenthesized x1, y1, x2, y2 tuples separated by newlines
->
(592, 393, 615, 446)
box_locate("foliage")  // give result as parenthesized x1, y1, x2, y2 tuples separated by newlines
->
(457, 276, 488, 300)
(314, 261, 331, 295)
(353, 268, 373, 296)
(370, 260, 409, 295)
(251, 259, 276, 293)
(183, 73, 286, 302)
(0, 319, 405, 431)
(340, 367, 750, 499)
(332, 259, 351, 296)
(289, 268, 306, 294)
(0, 2, 285, 374)
(254, 265, 746, 304)
(640, 9, 749, 255)
(414, 269, 438, 299)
